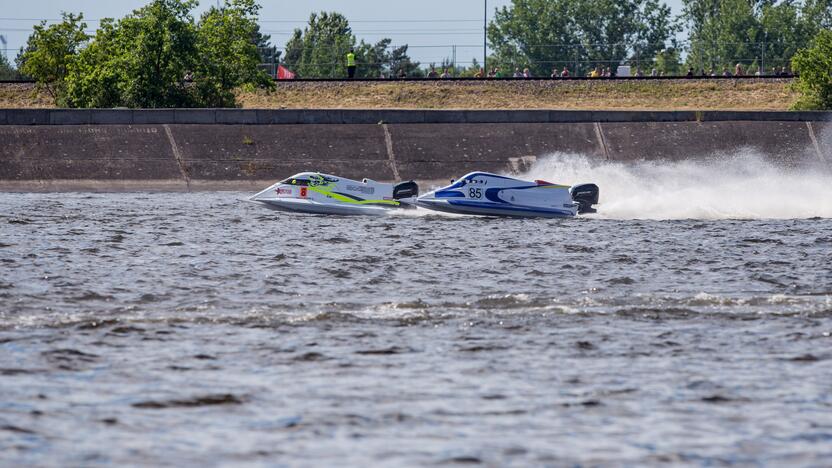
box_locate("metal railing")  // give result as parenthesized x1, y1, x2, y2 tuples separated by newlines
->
(254, 39, 799, 79)
(0, 40, 800, 81)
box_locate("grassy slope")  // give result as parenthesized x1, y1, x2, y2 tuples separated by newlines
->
(1, 79, 797, 110)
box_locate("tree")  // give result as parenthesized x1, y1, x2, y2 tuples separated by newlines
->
(16, 12, 89, 105)
(283, 12, 420, 78)
(253, 25, 280, 71)
(630, 0, 677, 69)
(487, 0, 677, 77)
(63, 0, 272, 108)
(283, 12, 354, 78)
(66, 0, 199, 108)
(194, 0, 274, 107)
(488, 0, 578, 76)
(389, 44, 422, 77)
(683, 0, 759, 71)
(653, 47, 683, 75)
(0, 53, 15, 80)
(791, 28, 832, 109)
(353, 38, 394, 77)
(64, 18, 126, 108)
(681, 0, 832, 73)
(457, 58, 484, 77)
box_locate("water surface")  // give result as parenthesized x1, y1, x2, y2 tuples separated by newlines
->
(2, 155, 832, 466)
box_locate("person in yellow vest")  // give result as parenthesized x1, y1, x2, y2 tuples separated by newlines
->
(346, 48, 356, 78)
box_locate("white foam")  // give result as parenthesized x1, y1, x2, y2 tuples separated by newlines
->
(525, 151, 832, 220)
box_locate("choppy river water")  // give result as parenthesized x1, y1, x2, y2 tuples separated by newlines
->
(2, 155, 832, 466)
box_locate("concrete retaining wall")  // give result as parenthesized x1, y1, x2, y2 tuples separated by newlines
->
(1, 110, 831, 191)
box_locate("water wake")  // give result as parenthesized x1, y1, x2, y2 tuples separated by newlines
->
(527, 151, 832, 220)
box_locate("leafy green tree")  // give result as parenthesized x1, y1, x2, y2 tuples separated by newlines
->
(194, 0, 274, 107)
(66, 0, 198, 108)
(16, 12, 88, 105)
(683, 0, 759, 71)
(630, 0, 677, 68)
(389, 44, 422, 77)
(487, 0, 676, 77)
(791, 28, 832, 109)
(682, 0, 832, 72)
(488, 0, 579, 76)
(283, 12, 420, 78)
(283, 12, 354, 78)
(253, 25, 280, 69)
(63, 0, 271, 108)
(354, 38, 397, 77)
(64, 19, 125, 107)
(653, 46, 683, 75)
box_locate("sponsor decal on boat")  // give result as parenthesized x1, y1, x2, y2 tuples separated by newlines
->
(346, 185, 375, 194)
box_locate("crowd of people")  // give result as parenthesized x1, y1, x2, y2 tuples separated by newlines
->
(683, 64, 793, 77)
(338, 50, 793, 79)
(389, 64, 793, 79)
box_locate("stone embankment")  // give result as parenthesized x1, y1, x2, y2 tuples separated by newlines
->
(1, 109, 830, 191)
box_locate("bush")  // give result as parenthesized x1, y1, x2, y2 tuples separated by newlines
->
(791, 29, 832, 110)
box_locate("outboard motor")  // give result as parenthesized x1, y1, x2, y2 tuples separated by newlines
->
(393, 180, 419, 199)
(570, 183, 599, 214)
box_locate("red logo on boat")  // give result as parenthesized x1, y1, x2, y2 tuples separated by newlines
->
(300, 187, 307, 198)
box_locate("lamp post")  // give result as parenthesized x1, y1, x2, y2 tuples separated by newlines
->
(483, 0, 487, 73)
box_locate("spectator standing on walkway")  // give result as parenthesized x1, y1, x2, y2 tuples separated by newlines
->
(550, 68, 559, 78)
(561, 67, 570, 77)
(686, 67, 694, 77)
(440, 68, 451, 78)
(346, 48, 356, 78)
(523, 68, 532, 78)
(722, 67, 732, 77)
(475, 68, 485, 78)
(591, 66, 601, 78)
(427, 66, 439, 78)
(397, 68, 407, 79)
(513, 68, 523, 77)
(734, 63, 744, 76)
(651, 68, 658, 77)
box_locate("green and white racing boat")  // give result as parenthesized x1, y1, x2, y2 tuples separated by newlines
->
(248, 172, 419, 216)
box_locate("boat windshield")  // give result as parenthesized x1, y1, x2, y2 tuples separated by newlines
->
(280, 177, 310, 186)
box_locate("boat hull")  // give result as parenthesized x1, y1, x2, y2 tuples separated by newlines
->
(251, 198, 393, 216)
(417, 198, 576, 218)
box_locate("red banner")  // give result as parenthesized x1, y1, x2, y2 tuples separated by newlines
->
(277, 65, 296, 80)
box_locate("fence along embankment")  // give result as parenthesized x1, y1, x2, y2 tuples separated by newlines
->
(0, 109, 830, 191)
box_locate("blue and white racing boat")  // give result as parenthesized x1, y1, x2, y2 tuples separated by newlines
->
(417, 172, 599, 218)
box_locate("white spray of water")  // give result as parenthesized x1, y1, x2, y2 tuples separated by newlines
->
(527, 151, 832, 220)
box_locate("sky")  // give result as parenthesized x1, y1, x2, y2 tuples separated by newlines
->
(0, 0, 685, 66)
